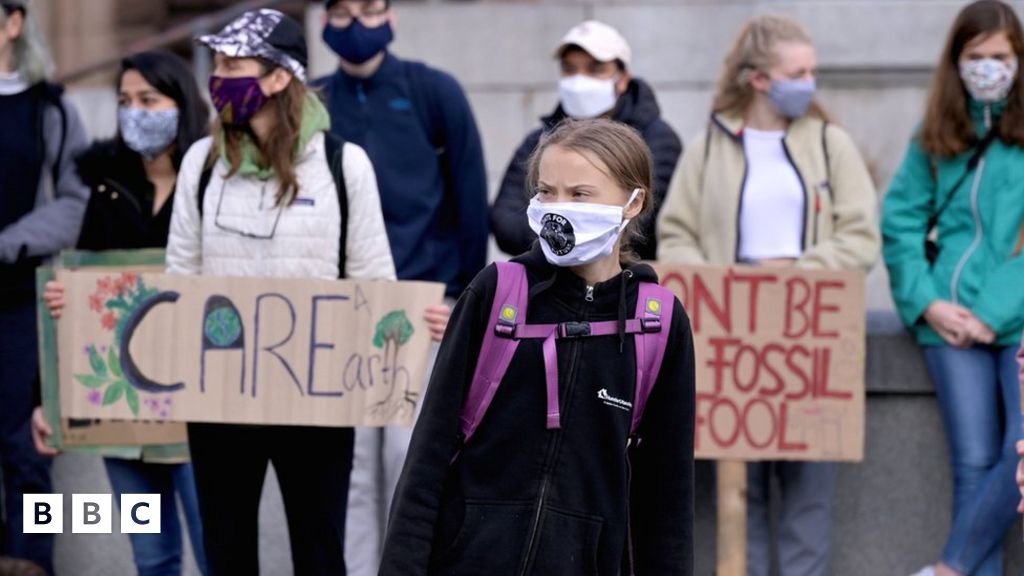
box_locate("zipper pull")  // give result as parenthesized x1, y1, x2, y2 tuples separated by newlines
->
(585, 285, 594, 302)
(356, 83, 367, 105)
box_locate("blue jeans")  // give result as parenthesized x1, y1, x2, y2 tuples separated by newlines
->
(104, 458, 208, 576)
(923, 345, 1021, 576)
(0, 303, 54, 574)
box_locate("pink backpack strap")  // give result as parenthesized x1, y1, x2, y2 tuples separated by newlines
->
(459, 261, 529, 444)
(630, 282, 675, 437)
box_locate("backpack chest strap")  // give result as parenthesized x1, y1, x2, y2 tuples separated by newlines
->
(495, 317, 664, 431)
(497, 318, 662, 340)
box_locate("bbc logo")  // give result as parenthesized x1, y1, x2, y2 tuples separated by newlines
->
(23, 494, 161, 534)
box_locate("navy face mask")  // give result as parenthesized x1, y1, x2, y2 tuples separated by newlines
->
(322, 20, 394, 65)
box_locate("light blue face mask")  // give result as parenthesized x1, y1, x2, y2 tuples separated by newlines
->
(119, 107, 179, 160)
(767, 78, 816, 119)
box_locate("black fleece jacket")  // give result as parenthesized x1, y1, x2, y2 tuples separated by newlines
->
(73, 139, 174, 251)
(380, 244, 695, 576)
(490, 78, 683, 260)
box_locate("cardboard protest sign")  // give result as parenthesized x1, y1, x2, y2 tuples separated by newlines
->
(651, 263, 866, 462)
(37, 250, 189, 454)
(58, 270, 445, 427)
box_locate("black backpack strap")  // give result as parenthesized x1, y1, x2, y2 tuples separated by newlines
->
(197, 165, 213, 219)
(323, 131, 348, 278)
(929, 128, 999, 229)
(35, 83, 67, 191)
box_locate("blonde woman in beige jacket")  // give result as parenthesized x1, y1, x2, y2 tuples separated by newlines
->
(656, 14, 879, 576)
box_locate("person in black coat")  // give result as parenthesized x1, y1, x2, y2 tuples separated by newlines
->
(490, 20, 682, 261)
(32, 50, 210, 576)
(381, 119, 695, 576)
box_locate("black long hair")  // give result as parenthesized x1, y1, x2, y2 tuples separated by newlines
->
(118, 50, 209, 169)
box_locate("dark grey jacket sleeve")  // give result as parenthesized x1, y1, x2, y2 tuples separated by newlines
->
(489, 129, 543, 256)
(0, 95, 89, 262)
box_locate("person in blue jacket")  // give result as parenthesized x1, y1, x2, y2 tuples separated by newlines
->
(311, 1, 488, 573)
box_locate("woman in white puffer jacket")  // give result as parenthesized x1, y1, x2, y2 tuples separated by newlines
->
(165, 9, 446, 575)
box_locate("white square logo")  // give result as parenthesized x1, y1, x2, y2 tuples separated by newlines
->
(72, 494, 112, 534)
(120, 494, 161, 534)
(22, 494, 62, 534)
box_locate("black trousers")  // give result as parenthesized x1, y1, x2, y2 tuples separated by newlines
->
(188, 423, 354, 576)
(0, 303, 54, 574)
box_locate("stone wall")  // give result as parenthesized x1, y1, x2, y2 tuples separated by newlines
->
(306, 0, 1019, 311)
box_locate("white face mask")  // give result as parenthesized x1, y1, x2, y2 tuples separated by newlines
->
(558, 74, 618, 119)
(527, 189, 640, 267)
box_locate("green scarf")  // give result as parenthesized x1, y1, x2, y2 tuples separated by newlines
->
(218, 92, 332, 181)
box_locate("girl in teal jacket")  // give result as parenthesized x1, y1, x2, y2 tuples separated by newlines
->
(882, 2, 1024, 575)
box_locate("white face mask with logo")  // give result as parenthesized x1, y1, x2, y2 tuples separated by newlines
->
(558, 74, 618, 119)
(527, 189, 640, 267)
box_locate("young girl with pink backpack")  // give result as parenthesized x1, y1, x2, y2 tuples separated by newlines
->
(380, 118, 696, 576)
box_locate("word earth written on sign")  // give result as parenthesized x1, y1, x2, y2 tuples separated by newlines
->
(58, 271, 445, 427)
(652, 263, 866, 462)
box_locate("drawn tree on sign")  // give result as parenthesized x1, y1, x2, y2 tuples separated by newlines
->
(371, 310, 415, 411)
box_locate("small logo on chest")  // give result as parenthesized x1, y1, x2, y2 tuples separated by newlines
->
(598, 388, 632, 412)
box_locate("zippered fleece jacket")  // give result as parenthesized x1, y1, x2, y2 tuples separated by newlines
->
(657, 110, 879, 272)
(380, 243, 696, 576)
(883, 100, 1024, 346)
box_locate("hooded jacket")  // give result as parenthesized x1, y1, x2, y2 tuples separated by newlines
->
(490, 78, 683, 260)
(883, 100, 1024, 345)
(657, 110, 880, 271)
(380, 244, 696, 576)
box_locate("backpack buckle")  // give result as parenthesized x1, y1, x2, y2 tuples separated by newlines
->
(558, 321, 591, 338)
(494, 305, 519, 338)
(640, 318, 662, 333)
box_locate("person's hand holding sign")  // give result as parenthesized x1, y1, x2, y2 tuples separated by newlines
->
(31, 407, 59, 457)
(424, 304, 451, 342)
(42, 280, 66, 319)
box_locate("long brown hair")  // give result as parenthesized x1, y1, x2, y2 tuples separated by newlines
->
(525, 118, 654, 263)
(212, 60, 306, 205)
(921, 0, 1024, 157)
(712, 14, 830, 121)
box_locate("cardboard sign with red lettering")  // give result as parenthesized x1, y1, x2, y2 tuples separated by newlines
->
(652, 264, 866, 462)
(57, 270, 444, 427)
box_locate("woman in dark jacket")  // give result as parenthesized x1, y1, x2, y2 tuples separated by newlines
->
(382, 119, 695, 576)
(32, 50, 209, 576)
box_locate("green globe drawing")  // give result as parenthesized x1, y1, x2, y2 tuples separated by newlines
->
(204, 307, 242, 347)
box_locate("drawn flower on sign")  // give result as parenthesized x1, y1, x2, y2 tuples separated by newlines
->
(73, 274, 161, 417)
(204, 307, 242, 347)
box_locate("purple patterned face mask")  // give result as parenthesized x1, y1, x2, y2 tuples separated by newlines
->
(209, 75, 270, 126)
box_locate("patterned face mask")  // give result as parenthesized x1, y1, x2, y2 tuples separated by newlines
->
(119, 107, 179, 160)
(209, 75, 270, 126)
(960, 57, 1019, 103)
